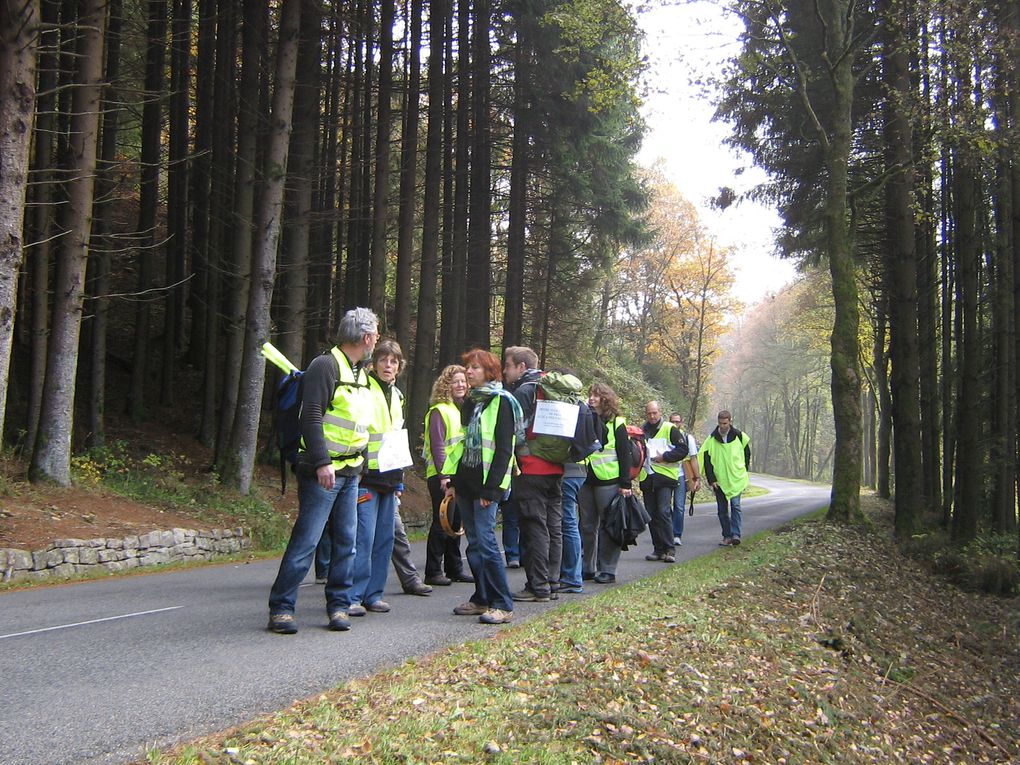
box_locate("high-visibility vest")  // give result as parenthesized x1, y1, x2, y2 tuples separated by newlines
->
(365, 375, 405, 472)
(423, 401, 464, 478)
(479, 394, 515, 490)
(638, 420, 680, 481)
(588, 416, 625, 481)
(318, 347, 370, 471)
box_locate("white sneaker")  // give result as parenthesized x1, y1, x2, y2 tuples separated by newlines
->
(673, 536, 682, 546)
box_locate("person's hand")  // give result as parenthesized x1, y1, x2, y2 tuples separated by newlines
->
(690, 478, 701, 492)
(480, 497, 492, 508)
(651, 455, 663, 463)
(711, 481, 719, 490)
(439, 477, 450, 491)
(316, 464, 336, 490)
(444, 486, 456, 499)
(619, 487, 632, 497)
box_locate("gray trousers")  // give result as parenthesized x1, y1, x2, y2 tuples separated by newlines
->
(391, 504, 423, 591)
(578, 483, 622, 575)
(515, 473, 563, 596)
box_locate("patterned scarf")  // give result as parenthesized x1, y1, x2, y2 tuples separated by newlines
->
(462, 381, 524, 467)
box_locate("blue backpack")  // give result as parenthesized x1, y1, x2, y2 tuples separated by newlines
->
(262, 343, 340, 494)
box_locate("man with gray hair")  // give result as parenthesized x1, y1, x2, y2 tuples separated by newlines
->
(268, 307, 379, 634)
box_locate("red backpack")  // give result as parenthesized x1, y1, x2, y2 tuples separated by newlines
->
(624, 424, 647, 481)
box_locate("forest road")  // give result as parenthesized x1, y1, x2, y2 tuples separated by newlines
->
(0, 474, 829, 765)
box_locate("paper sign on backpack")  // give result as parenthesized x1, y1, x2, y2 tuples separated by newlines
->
(532, 400, 580, 437)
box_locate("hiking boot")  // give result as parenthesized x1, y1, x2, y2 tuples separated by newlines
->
(512, 588, 550, 603)
(718, 538, 733, 546)
(365, 600, 391, 613)
(479, 608, 513, 625)
(505, 559, 521, 569)
(731, 537, 741, 546)
(453, 601, 488, 616)
(582, 571, 596, 581)
(451, 572, 475, 583)
(673, 536, 682, 546)
(403, 582, 433, 596)
(593, 572, 616, 584)
(267, 613, 297, 635)
(644, 553, 663, 561)
(424, 575, 452, 586)
(328, 611, 351, 631)
(557, 585, 584, 594)
(348, 604, 367, 617)
(663, 554, 676, 563)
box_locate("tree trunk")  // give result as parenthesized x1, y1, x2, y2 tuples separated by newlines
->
(85, 0, 124, 449)
(30, 0, 105, 484)
(502, 3, 530, 350)
(188, 0, 216, 367)
(23, 0, 58, 455)
(163, 0, 190, 406)
(0, 0, 40, 445)
(881, 0, 923, 536)
(369, 0, 395, 320)
(408, 0, 448, 440)
(821, 0, 863, 524)
(127, 0, 167, 423)
(438, 3, 457, 366)
(465, 0, 492, 349)
(223, 0, 300, 494)
(950, 47, 983, 544)
(214, 0, 266, 465)
(394, 0, 422, 350)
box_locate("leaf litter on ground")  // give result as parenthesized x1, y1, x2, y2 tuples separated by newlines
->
(148, 495, 1019, 765)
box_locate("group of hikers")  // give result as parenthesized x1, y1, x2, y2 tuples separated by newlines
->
(266, 307, 751, 634)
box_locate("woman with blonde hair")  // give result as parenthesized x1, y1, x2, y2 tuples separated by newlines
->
(579, 382, 633, 584)
(423, 364, 473, 585)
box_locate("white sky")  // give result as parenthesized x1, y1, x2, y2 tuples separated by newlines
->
(634, 0, 798, 306)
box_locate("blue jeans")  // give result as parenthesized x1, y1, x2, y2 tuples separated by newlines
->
(350, 487, 396, 606)
(459, 495, 513, 612)
(715, 488, 742, 540)
(500, 495, 520, 563)
(269, 472, 359, 615)
(671, 473, 686, 539)
(559, 476, 585, 588)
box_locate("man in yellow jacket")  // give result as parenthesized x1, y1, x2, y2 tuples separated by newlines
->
(700, 410, 751, 546)
(268, 307, 379, 634)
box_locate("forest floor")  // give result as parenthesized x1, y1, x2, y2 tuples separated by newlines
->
(136, 496, 1019, 765)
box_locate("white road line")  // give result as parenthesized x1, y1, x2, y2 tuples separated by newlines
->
(0, 606, 183, 640)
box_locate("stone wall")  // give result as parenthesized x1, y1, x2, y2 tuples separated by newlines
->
(1, 527, 251, 583)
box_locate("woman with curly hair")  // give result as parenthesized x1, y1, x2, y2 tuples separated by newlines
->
(579, 382, 633, 585)
(423, 364, 473, 585)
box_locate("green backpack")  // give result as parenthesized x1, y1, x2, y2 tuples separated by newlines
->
(526, 372, 587, 464)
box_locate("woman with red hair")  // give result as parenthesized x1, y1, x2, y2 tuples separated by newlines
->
(446, 349, 523, 624)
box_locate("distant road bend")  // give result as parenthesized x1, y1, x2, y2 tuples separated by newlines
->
(0, 474, 829, 765)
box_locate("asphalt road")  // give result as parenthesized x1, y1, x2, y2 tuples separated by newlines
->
(0, 474, 829, 765)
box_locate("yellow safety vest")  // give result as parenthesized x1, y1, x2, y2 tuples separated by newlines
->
(365, 376, 404, 472)
(638, 420, 680, 481)
(423, 401, 465, 478)
(317, 347, 370, 471)
(588, 416, 625, 482)
(479, 394, 515, 491)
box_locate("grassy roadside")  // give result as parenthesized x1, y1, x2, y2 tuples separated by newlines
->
(147, 496, 1019, 765)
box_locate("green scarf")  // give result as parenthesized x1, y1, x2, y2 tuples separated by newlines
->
(462, 382, 524, 467)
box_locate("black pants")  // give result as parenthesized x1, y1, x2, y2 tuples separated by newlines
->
(424, 475, 466, 578)
(640, 478, 676, 556)
(515, 473, 563, 596)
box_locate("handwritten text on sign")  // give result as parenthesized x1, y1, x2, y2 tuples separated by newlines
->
(532, 400, 580, 437)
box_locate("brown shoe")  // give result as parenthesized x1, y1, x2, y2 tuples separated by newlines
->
(453, 601, 488, 616)
(479, 608, 513, 625)
(365, 600, 391, 613)
(424, 575, 452, 586)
